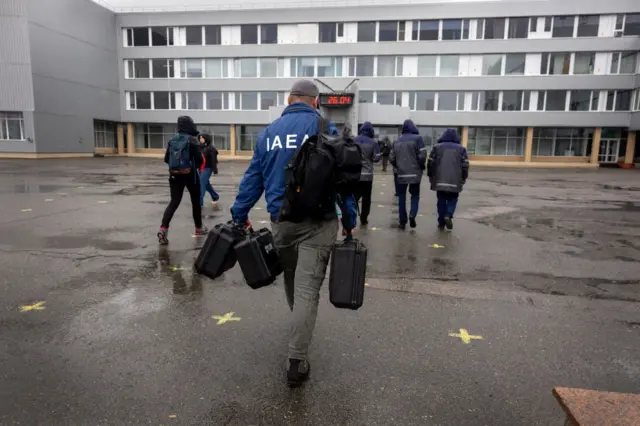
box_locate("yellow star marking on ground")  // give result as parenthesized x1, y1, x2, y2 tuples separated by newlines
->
(429, 244, 445, 248)
(449, 328, 483, 344)
(45, 199, 54, 202)
(77, 186, 84, 189)
(168, 414, 177, 419)
(377, 205, 384, 208)
(380, 192, 385, 195)
(212, 312, 241, 325)
(365, 282, 370, 287)
(370, 227, 378, 231)
(21, 209, 32, 212)
(97, 201, 108, 204)
(20, 301, 46, 312)
(168, 266, 184, 271)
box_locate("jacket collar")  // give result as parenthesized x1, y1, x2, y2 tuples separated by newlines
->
(281, 102, 321, 117)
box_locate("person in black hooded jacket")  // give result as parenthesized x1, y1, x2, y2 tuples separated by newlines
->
(198, 133, 220, 208)
(157, 116, 207, 245)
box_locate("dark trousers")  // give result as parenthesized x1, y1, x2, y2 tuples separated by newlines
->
(397, 183, 420, 224)
(356, 181, 373, 221)
(394, 173, 399, 196)
(381, 156, 389, 171)
(436, 191, 459, 226)
(161, 173, 202, 229)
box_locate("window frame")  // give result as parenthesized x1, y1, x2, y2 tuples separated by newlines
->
(0, 111, 25, 141)
(240, 24, 259, 45)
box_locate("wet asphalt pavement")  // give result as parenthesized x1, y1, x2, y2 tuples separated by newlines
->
(0, 158, 639, 426)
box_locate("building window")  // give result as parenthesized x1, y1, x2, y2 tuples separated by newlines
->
(623, 13, 640, 36)
(241, 25, 258, 44)
(260, 91, 278, 110)
(543, 90, 567, 111)
(337, 23, 344, 37)
(376, 91, 395, 105)
(291, 57, 316, 77)
(317, 57, 342, 77)
(205, 25, 221, 45)
(205, 91, 225, 110)
(0, 112, 25, 140)
(350, 56, 374, 77)
(237, 125, 264, 151)
(533, 128, 592, 156)
(529, 17, 538, 32)
(415, 91, 436, 111)
(610, 52, 638, 74)
(151, 27, 172, 46)
(319, 22, 337, 43)
(417, 56, 437, 76)
(576, 15, 599, 37)
(152, 59, 174, 78)
(128, 59, 150, 78)
(468, 127, 526, 156)
(378, 21, 398, 42)
(591, 91, 600, 111)
(484, 18, 506, 39)
(359, 91, 374, 103)
(413, 20, 439, 41)
(569, 90, 592, 111)
(504, 54, 525, 75)
(129, 91, 151, 109)
(482, 54, 503, 76)
(260, 58, 279, 77)
(186, 26, 203, 45)
(507, 17, 529, 39)
(377, 56, 401, 77)
(132, 28, 149, 46)
(543, 17, 552, 31)
(552, 16, 575, 37)
(437, 92, 459, 111)
(236, 92, 258, 110)
(398, 21, 406, 40)
(358, 21, 376, 42)
(185, 92, 203, 110)
(439, 55, 459, 76)
(134, 124, 175, 149)
(93, 120, 117, 148)
(205, 59, 228, 78)
(181, 59, 203, 78)
(606, 90, 632, 111)
(260, 24, 277, 44)
(153, 91, 175, 110)
(573, 52, 595, 75)
(234, 58, 258, 78)
(542, 52, 571, 75)
(502, 91, 525, 111)
(198, 125, 231, 151)
(442, 19, 463, 40)
(479, 91, 500, 111)
(418, 127, 463, 152)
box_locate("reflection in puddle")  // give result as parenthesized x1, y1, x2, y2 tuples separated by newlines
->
(157, 247, 202, 295)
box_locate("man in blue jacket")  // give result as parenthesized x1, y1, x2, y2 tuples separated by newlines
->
(389, 119, 427, 230)
(354, 121, 380, 225)
(230, 80, 357, 387)
(427, 128, 469, 230)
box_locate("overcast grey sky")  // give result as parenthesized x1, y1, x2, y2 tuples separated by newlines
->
(95, 0, 500, 12)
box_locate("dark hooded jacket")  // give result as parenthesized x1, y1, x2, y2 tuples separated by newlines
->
(427, 128, 469, 193)
(389, 120, 427, 185)
(200, 133, 219, 174)
(164, 116, 202, 172)
(354, 121, 380, 182)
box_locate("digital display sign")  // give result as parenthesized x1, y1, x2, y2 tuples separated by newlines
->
(319, 93, 355, 108)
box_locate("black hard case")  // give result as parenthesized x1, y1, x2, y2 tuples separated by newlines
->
(194, 222, 241, 280)
(234, 228, 283, 289)
(329, 238, 367, 310)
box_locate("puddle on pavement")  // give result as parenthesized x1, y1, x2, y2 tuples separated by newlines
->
(44, 236, 136, 251)
(157, 247, 203, 294)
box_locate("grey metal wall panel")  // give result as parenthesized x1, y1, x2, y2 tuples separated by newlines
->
(630, 113, 640, 131)
(26, 0, 120, 153)
(0, 111, 35, 153)
(116, 0, 640, 26)
(0, 14, 34, 111)
(0, 0, 27, 16)
(120, 37, 640, 60)
(121, 75, 637, 93)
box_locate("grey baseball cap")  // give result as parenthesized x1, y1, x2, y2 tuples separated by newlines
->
(290, 79, 319, 98)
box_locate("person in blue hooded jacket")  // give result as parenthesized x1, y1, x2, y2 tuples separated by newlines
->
(427, 128, 469, 230)
(354, 121, 380, 225)
(389, 119, 427, 230)
(230, 80, 357, 388)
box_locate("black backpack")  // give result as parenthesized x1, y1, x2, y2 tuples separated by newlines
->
(279, 119, 362, 223)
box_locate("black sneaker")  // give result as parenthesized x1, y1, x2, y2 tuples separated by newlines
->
(287, 359, 310, 388)
(361, 218, 368, 226)
(194, 225, 209, 236)
(409, 217, 417, 228)
(157, 227, 169, 245)
(444, 217, 453, 230)
(399, 222, 406, 230)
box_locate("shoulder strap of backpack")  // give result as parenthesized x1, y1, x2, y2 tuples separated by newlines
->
(317, 117, 331, 135)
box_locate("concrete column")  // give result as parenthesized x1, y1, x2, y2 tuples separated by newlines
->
(590, 127, 602, 164)
(126, 123, 135, 154)
(524, 127, 534, 163)
(116, 125, 125, 155)
(229, 124, 237, 157)
(461, 126, 469, 148)
(624, 131, 636, 165)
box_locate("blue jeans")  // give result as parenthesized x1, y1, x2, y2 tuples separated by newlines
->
(397, 183, 420, 224)
(199, 168, 219, 205)
(436, 191, 459, 226)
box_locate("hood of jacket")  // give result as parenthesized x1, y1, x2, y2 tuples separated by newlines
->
(177, 116, 198, 136)
(358, 121, 375, 138)
(438, 128, 460, 144)
(401, 119, 419, 135)
(200, 133, 213, 146)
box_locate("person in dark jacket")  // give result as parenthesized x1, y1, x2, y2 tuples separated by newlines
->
(389, 119, 427, 230)
(198, 133, 220, 208)
(354, 121, 380, 225)
(230, 80, 357, 388)
(157, 116, 207, 245)
(427, 128, 469, 231)
(379, 137, 391, 172)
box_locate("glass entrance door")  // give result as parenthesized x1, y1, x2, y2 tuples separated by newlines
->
(374, 126, 400, 142)
(598, 138, 621, 163)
